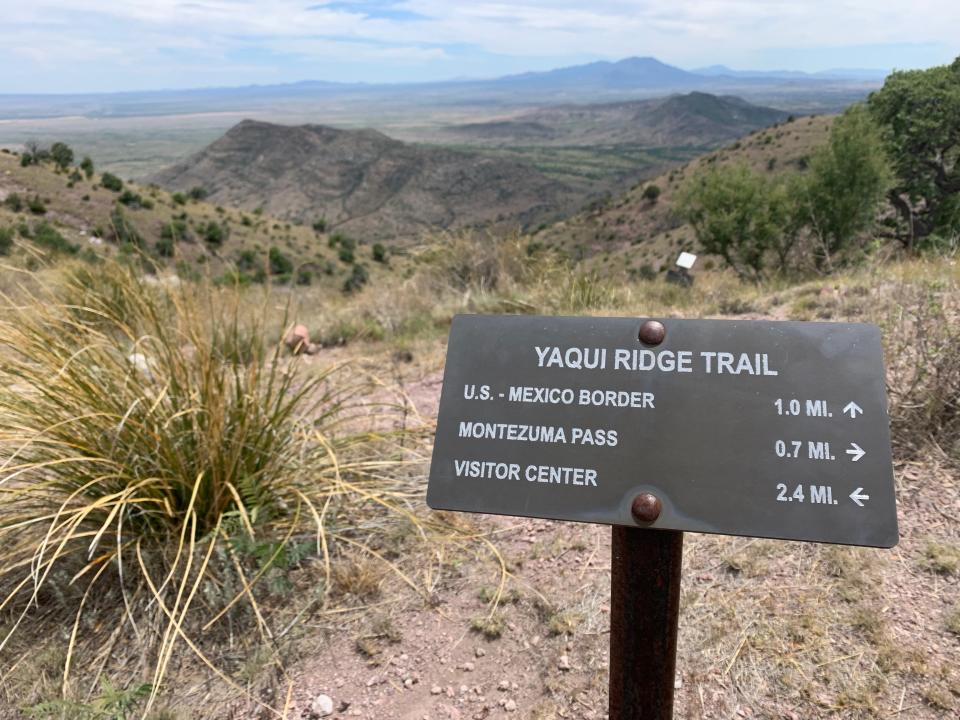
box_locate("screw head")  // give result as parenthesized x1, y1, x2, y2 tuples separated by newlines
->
(631, 493, 662, 524)
(638, 320, 666, 346)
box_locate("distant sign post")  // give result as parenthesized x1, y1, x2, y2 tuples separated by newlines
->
(427, 315, 898, 719)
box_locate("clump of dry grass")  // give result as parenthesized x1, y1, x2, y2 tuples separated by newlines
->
(0, 260, 430, 714)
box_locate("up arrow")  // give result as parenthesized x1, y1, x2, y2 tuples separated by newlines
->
(843, 401, 863, 419)
(849, 488, 870, 507)
(846, 442, 866, 462)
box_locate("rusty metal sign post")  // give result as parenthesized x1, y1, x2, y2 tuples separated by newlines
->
(427, 314, 899, 719)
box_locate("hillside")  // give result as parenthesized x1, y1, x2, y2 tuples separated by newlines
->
(149, 120, 580, 242)
(537, 113, 835, 274)
(440, 92, 791, 147)
(0, 149, 391, 294)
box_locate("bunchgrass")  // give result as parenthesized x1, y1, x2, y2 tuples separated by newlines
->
(0, 260, 430, 714)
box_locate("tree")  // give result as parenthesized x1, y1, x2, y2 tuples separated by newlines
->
(868, 57, 960, 249)
(678, 164, 795, 280)
(80, 156, 95, 179)
(50, 142, 74, 172)
(794, 105, 892, 269)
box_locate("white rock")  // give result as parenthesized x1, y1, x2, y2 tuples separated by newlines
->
(431, 685, 443, 695)
(310, 694, 334, 717)
(505, 699, 518, 712)
(558, 654, 571, 671)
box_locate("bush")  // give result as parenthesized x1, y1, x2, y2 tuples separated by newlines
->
(313, 218, 328, 233)
(118, 189, 144, 208)
(0, 227, 13, 255)
(160, 219, 190, 243)
(642, 184, 661, 202)
(269, 246, 293, 277)
(172, 192, 187, 205)
(296, 267, 313, 285)
(188, 186, 208, 201)
(201, 220, 227, 247)
(338, 245, 355, 264)
(33, 221, 78, 254)
(101, 172, 124, 192)
(0, 260, 422, 704)
(343, 263, 369, 293)
(80, 156, 94, 179)
(109, 208, 143, 247)
(27, 195, 47, 215)
(372, 242, 388, 263)
(155, 235, 175, 258)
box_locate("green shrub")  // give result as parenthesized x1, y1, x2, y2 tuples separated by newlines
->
(27, 195, 47, 215)
(313, 218, 328, 233)
(201, 220, 227, 247)
(101, 172, 124, 192)
(80, 156, 94, 179)
(296, 267, 313, 286)
(155, 236, 175, 258)
(171, 192, 187, 206)
(0, 227, 13, 255)
(188, 186, 208, 201)
(642, 184, 661, 202)
(343, 263, 369, 293)
(118, 190, 144, 208)
(372, 242, 388, 263)
(269, 246, 293, 276)
(33, 221, 78, 254)
(109, 208, 143, 247)
(160, 219, 190, 243)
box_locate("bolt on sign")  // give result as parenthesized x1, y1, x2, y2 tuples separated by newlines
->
(427, 315, 898, 548)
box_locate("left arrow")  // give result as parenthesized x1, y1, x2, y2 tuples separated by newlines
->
(845, 442, 866, 462)
(850, 488, 870, 506)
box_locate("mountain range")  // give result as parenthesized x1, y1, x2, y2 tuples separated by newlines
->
(0, 56, 884, 120)
(148, 92, 793, 241)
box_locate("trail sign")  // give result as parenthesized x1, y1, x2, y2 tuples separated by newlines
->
(427, 315, 898, 548)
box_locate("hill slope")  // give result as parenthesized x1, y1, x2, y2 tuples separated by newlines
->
(440, 92, 791, 147)
(149, 120, 580, 242)
(537, 114, 835, 274)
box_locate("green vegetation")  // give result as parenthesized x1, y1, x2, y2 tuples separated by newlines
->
(642, 184, 662, 202)
(0, 261, 425, 714)
(869, 58, 960, 250)
(268, 246, 293, 277)
(188, 186, 208, 201)
(201, 220, 227, 246)
(27, 194, 47, 215)
(343, 263, 369, 293)
(32, 221, 78, 254)
(313, 218, 327, 233)
(3, 192, 23, 212)
(101, 172, 124, 192)
(80, 156, 95, 179)
(372, 242, 388, 263)
(49, 141, 74, 171)
(679, 163, 793, 280)
(110, 208, 143, 247)
(0, 226, 14, 255)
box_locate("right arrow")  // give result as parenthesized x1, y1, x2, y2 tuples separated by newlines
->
(850, 488, 870, 507)
(845, 442, 866, 462)
(843, 401, 863, 419)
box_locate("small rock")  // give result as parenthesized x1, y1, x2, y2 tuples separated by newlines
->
(674, 677, 683, 690)
(474, 647, 486, 658)
(558, 655, 571, 671)
(461, 662, 475, 672)
(505, 699, 517, 712)
(431, 686, 443, 695)
(497, 680, 510, 691)
(310, 694, 334, 717)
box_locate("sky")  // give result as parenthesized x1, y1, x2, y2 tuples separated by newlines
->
(2, 0, 958, 94)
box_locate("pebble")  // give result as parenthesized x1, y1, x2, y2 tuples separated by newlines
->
(474, 647, 486, 658)
(310, 694, 334, 717)
(461, 661, 475, 672)
(505, 699, 518, 712)
(498, 680, 510, 691)
(431, 686, 443, 695)
(558, 655, 571, 671)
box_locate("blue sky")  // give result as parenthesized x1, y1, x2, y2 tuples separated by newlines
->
(2, 1, 957, 93)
